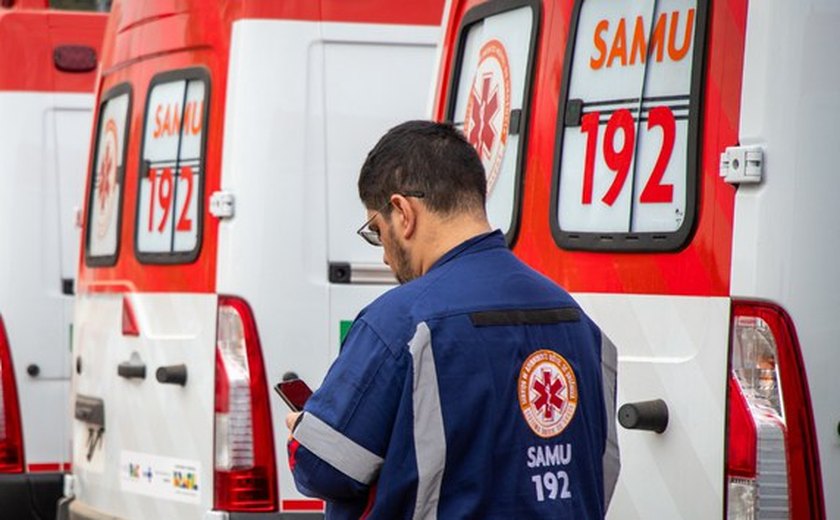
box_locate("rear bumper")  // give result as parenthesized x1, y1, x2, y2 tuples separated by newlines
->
(0, 471, 63, 520)
(59, 498, 323, 520)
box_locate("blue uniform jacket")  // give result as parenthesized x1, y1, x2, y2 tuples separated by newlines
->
(289, 231, 619, 519)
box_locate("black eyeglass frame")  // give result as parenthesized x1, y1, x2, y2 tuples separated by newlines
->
(356, 191, 425, 247)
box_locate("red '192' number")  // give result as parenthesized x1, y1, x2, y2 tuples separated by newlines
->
(580, 106, 676, 206)
(147, 166, 194, 233)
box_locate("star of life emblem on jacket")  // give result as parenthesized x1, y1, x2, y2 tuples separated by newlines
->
(518, 350, 578, 438)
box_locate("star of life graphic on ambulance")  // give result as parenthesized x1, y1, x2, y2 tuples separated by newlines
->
(463, 38, 511, 195)
(95, 120, 119, 238)
(519, 350, 578, 438)
(556, 0, 699, 243)
(88, 91, 129, 258)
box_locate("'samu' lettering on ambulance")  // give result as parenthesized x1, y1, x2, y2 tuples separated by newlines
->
(590, 9, 696, 69)
(153, 102, 204, 139)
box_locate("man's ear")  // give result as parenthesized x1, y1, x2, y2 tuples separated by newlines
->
(389, 194, 417, 240)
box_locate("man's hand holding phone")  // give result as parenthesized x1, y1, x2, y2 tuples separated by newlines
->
(274, 378, 313, 435)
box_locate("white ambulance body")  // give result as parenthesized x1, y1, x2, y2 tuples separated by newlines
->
(432, 0, 837, 518)
(0, 3, 104, 518)
(63, 1, 444, 519)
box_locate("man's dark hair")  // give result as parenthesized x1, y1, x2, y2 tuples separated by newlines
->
(358, 120, 487, 216)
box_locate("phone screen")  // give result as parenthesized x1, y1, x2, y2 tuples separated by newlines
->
(274, 379, 313, 412)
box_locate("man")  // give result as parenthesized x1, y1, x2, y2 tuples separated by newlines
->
(286, 121, 619, 518)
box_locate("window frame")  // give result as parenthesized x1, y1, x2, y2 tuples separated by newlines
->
(444, 0, 542, 247)
(84, 82, 132, 268)
(133, 67, 211, 265)
(549, 0, 709, 252)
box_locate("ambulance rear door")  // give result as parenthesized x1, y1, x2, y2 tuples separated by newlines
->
(215, 4, 445, 511)
(439, 0, 745, 517)
(321, 19, 444, 354)
(72, 10, 223, 515)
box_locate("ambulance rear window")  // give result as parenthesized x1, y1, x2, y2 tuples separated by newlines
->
(551, 0, 708, 251)
(85, 84, 131, 267)
(446, 0, 540, 244)
(135, 69, 209, 264)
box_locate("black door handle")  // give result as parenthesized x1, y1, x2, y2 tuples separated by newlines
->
(618, 399, 669, 434)
(117, 361, 146, 379)
(156, 364, 187, 386)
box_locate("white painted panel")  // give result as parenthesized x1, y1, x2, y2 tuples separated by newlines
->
(219, 19, 439, 508)
(72, 293, 217, 519)
(733, 0, 840, 515)
(572, 294, 729, 520)
(0, 92, 92, 468)
(54, 108, 93, 281)
(322, 23, 440, 266)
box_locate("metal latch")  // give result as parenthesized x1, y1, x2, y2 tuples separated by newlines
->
(209, 191, 235, 219)
(720, 146, 763, 184)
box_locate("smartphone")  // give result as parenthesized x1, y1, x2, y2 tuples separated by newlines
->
(274, 378, 313, 412)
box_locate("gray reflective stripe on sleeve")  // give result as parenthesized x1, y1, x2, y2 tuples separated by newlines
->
(292, 412, 383, 485)
(601, 332, 620, 509)
(409, 322, 446, 520)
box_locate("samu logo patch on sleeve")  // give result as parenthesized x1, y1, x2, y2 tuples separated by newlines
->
(518, 350, 578, 438)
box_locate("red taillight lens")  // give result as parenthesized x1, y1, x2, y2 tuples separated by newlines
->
(726, 377, 757, 479)
(725, 301, 824, 519)
(214, 297, 277, 512)
(0, 316, 24, 473)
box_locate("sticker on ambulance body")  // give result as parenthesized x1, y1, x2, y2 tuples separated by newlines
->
(450, 5, 536, 238)
(464, 39, 511, 195)
(88, 92, 129, 258)
(556, 0, 701, 240)
(120, 450, 201, 504)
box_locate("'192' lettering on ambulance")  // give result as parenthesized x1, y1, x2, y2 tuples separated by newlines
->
(590, 9, 695, 69)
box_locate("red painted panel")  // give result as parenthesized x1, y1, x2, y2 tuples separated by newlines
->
(435, 0, 747, 297)
(231, 0, 444, 26)
(78, 48, 225, 294)
(27, 462, 62, 472)
(0, 10, 105, 92)
(282, 499, 326, 512)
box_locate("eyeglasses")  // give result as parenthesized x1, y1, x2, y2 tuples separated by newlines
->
(356, 191, 425, 247)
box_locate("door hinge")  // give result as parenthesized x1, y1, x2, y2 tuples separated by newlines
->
(209, 191, 235, 219)
(720, 146, 763, 185)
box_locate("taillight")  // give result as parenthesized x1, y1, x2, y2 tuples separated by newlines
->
(214, 297, 277, 512)
(0, 316, 24, 473)
(724, 301, 824, 519)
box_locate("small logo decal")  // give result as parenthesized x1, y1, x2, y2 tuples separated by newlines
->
(519, 350, 578, 438)
(463, 39, 511, 196)
(95, 118, 120, 239)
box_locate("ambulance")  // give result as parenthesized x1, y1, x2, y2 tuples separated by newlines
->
(60, 0, 445, 518)
(433, 0, 836, 518)
(0, 1, 105, 518)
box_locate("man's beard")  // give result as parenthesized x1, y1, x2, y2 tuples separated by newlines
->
(387, 227, 418, 284)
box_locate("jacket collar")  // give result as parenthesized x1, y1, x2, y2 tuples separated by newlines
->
(427, 229, 505, 274)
